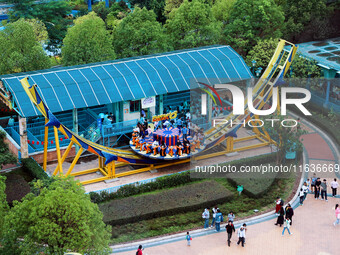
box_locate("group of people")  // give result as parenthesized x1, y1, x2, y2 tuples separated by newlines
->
(274, 198, 294, 236)
(310, 175, 339, 201)
(98, 112, 116, 125)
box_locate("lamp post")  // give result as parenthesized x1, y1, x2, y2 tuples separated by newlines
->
(255, 67, 263, 78)
(251, 60, 256, 76)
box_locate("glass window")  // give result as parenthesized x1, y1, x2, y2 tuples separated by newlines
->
(130, 100, 140, 113)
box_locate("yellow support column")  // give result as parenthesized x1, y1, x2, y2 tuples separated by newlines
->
(53, 141, 74, 176)
(111, 161, 115, 178)
(43, 118, 49, 171)
(66, 147, 83, 176)
(53, 126, 63, 175)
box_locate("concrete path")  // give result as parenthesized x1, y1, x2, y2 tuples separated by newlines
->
(112, 114, 340, 255)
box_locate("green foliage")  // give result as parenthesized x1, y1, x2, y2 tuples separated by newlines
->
(0, 19, 50, 75)
(113, 7, 171, 58)
(0, 131, 17, 170)
(24, 18, 49, 44)
(165, 0, 222, 49)
(105, 2, 131, 31)
(281, 0, 329, 41)
(224, 0, 284, 55)
(21, 158, 49, 181)
(1, 177, 111, 255)
(211, 0, 236, 24)
(164, 0, 183, 18)
(100, 180, 233, 225)
(90, 171, 195, 203)
(129, 0, 166, 22)
(0, 175, 9, 239)
(245, 38, 278, 69)
(62, 12, 116, 66)
(289, 53, 321, 78)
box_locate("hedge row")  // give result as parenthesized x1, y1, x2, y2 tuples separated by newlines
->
(21, 158, 49, 180)
(89, 171, 198, 204)
(100, 180, 233, 226)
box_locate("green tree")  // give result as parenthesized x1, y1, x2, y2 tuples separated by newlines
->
(1, 177, 111, 255)
(129, 0, 166, 22)
(164, 0, 183, 18)
(280, 0, 329, 41)
(245, 38, 278, 69)
(223, 0, 284, 55)
(165, 0, 222, 49)
(289, 53, 321, 78)
(24, 18, 49, 44)
(0, 175, 9, 239)
(0, 131, 17, 169)
(211, 0, 236, 24)
(113, 7, 171, 58)
(62, 12, 116, 66)
(0, 19, 50, 75)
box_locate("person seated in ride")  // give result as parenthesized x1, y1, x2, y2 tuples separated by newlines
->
(176, 141, 183, 156)
(183, 138, 190, 154)
(168, 145, 175, 157)
(139, 136, 146, 151)
(135, 135, 142, 149)
(191, 133, 200, 152)
(132, 132, 138, 146)
(146, 125, 152, 136)
(145, 142, 152, 154)
(164, 119, 171, 128)
(160, 141, 167, 157)
(152, 139, 160, 155)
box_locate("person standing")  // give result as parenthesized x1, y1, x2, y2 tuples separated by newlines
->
(331, 178, 339, 197)
(136, 245, 143, 255)
(202, 208, 210, 229)
(228, 211, 235, 223)
(215, 209, 223, 232)
(302, 182, 309, 202)
(225, 220, 235, 247)
(211, 207, 217, 228)
(334, 204, 340, 227)
(275, 197, 282, 214)
(237, 225, 246, 247)
(186, 232, 192, 246)
(299, 188, 305, 205)
(285, 203, 294, 226)
(311, 173, 317, 193)
(275, 206, 285, 227)
(282, 218, 292, 236)
(315, 177, 321, 199)
(182, 125, 188, 140)
(320, 179, 328, 202)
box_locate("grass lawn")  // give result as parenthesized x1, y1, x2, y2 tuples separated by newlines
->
(108, 166, 297, 244)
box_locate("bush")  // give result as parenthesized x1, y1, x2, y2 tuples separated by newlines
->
(21, 158, 49, 181)
(89, 171, 197, 203)
(100, 180, 233, 226)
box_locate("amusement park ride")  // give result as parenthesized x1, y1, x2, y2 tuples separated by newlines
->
(20, 40, 298, 185)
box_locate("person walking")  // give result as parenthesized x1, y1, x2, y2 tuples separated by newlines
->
(136, 245, 143, 255)
(282, 218, 292, 236)
(275, 206, 285, 227)
(186, 232, 192, 246)
(211, 207, 217, 228)
(275, 197, 282, 214)
(334, 204, 340, 227)
(202, 208, 210, 229)
(302, 182, 309, 202)
(315, 177, 321, 199)
(285, 203, 294, 226)
(237, 225, 246, 247)
(226, 220, 235, 247)
(311, 173, 317, 193)
(320, 179, 328, 202)
(299, 188, 305, 205)
(215, 209, 223, 232)
(228, 211, 235, 223)
(331, 178, 339, 197)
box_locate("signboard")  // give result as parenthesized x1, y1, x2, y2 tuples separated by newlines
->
(141, 96, 156, 108)
(123, 102, 129, 114)
(152, 111, 177, 122)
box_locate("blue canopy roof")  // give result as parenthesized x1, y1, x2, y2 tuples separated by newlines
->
(0, 45, 252, 117)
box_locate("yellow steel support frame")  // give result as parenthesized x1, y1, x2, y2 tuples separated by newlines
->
(43, 118, 49, 171)
(53, 126, 63, 175)
(53, 140, 74, 175)
(65, 147, 83, 176)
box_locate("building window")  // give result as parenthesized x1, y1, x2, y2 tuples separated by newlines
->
(130, 100, 140, 113)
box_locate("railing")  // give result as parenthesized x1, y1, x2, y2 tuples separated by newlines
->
(101, 119, 138, 138)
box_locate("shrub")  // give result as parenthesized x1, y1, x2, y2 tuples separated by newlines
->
(100, 180, 233, 225)
(21, 158, 49, 181)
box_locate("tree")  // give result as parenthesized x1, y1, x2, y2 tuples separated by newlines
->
(0, 19, 50, 75)
(211, 0, 236, 24)
(223, 0, 284, 55)
(1, 177, 111, 255)
(0, 131, 17, 170)
(164, 0, 183, 18)
(0, 175, 9, 239)
(280, 0, 329, 41)
(129, 0, 166, 22)
(24, 18, 49, 44)
(165, 0, 222, 49)
(245, 38, 278, 69)
(62, 12, 116, 66)
(289, 53, 321, 78)
(113, 7, 171, 58)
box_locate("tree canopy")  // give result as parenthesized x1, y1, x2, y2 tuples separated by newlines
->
(224, 0, 284, 55)
(0, 131, 17, 169)
(62, 12, 116, 66)
(1, 177, 111, 255)
(129, 0, 166, 22)
(113, 7, 171, 58)
(211, 0, 236, 24)
(165, 0, 222, 49)
(245, 38, 278, 69)
(0, 175, 9, 239)
(0, 19, 50, 75)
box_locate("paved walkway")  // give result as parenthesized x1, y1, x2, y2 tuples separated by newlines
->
(112, 114, 340, 255)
